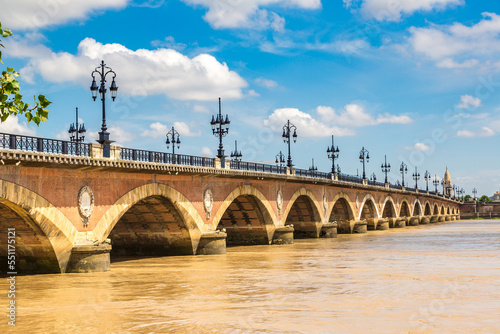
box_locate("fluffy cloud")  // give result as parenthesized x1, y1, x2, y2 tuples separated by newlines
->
(1, 0, 128, 29)
(88, 126, 135, 146)
(347, 0, 462, 22)
(181, 0, 321, 30)
(263, 104, 412, 137)
(0, 116, 36, 136)
(456, 127, 495, 138)
(408, 12, 500, 68)
(200, 146, 214, 156)
(255, 77, 278, 88)
(10, 37, 247, 101)
(141, 121, 201, 138)
(405, 143, 432, 151)
(457, 95, 482, 109)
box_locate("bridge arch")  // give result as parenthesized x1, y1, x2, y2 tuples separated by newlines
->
(447, 206, 451, 215)
(283, 188, 322, 238)
(433, 203, 439, 215)
(0, 179, 77, 273)
(424, 201, 432, 216)
(381, 196, 397, 218)
(94, 183, 204, 256)
(440, 205, 445, 215)
(413, 199, 423, 217)
(399, 199, 411, 217)
(328, 193, 356, 233)
(213, 185, 276, 245)
(358, 194, 380, 220)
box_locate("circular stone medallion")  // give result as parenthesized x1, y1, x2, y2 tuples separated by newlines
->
(78, 186, 94, 220)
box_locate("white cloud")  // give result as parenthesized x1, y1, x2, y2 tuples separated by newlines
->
(192, 104, 210, 113)
(141, 121, 201, 138)
(456, 127, 495, 138)
(0, 116, 37, 136)
(408, 12, 500, 69)
(316, 104, 412, 127)
(1, 0, 129, 30)
(358, 0, 462, 22)
(88, 126, 135, 146)
(457, 95, 482, 109)
(264, 107, 355, 137)
(200, 146, 214, 156)
(181, 0, 321, 30)
(255, 77, 278, 88)
(11, 37, 247, 101)
(405, 143, 432, 151)
(150, 36, 187, 51)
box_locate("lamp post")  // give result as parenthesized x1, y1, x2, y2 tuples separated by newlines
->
(211, 98, 230, 164)
(412, 167, 420, 189)
(309, 158, 317, 177)
(230, 140, 242, 162)
(68, 107, 86, 156)
(433, 175, 440, 193)
(359, 147, 369, 180)
(452, 185, 457, 199)
(381, 155, 391, 184)
(165, 126, 181, 155)
(472, 188, 477, 200)
(370, 173, 377, 183)
(400, 162, 408, 187)
(424, 170, 431, 192)
(327, 135, 340, 175)
(275, 151, 285, 167)
(282, 120, 297, 168)
(90, 60, 118, 158)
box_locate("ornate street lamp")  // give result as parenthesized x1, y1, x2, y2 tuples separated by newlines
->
(211, 98, 230, 162)
(433, 174, 440, 193)
(90, 60, 118, 158)
(412, 167, 420, 189)
(381, 155, 391, 184)
(230, 140, 242, 162)
(359, 147, 369, 180)
(452, 184, 457, 199)
(275, 151, 285, 167)
(327, 135, 340, 175)
(68, 107, 86, 156)
(309, 158, 318, 175)
(424, 170, 431, 192)
(400, 162, 408, 187)
(165, 126, 181, 155)
(395, 180, 401, 187)
(370, 173, 377, 183)
(282, 120, 297, 168)
(472, 188, 477, 200)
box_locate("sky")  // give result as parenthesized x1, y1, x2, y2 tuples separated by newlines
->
(0, 0, 499, 197)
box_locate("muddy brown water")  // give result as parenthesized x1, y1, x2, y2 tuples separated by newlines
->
(2, 220, 500, 333)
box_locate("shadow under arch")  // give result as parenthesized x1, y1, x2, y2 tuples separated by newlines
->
(283, 188, 322, 238)
(328, 193, 356, 233)
(399, 199, 411, 217)
(424, 201, 432, 215)
(413, 199, 423, 216)
(433, 203, 439, 215)
(212, 185, 276, 246)
(358, 194, 380, 220)
(0, 179, 77, 274)
(94, 183, 204, 256)
(381, 196, 397, 218)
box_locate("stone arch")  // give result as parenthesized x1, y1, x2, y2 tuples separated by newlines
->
(440, 205, 445, 215)
(424, 201, 432, 216)
(381, 196, 397, 218)
(400, 200, 411, 217)
(358, 194, 380, 220)
(433, 204, 439, 215)
(214, 185, 276, 246)
(413, 199, 423, 217)
(447, 206, 450, 215)
(94, 183, 204, 256)
(0, 179, 77, 273)
(328, 193, 356, 233)
(283, 188, 322, 238)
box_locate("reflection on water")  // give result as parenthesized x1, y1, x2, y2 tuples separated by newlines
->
(2, 220, 500, 333)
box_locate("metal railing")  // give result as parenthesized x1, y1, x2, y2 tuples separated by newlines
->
(230, 161, 286, 174)
(338, 173, 364, 184)
(0, 132, 90, 156)
(295, 168, 331, 179)
(368, 180, 386, 187)
(120, 148, 214, 168)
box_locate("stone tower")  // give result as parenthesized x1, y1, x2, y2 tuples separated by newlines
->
(443, 167, 453, 197)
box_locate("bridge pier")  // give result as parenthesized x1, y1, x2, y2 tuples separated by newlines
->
(196, 231, 227, 255)
(272, 225, 294, 244)
(320, 222, 338, 238)
(445, 215, 451, 221)
(438, 216, 446, 222)
(394, 217, 406, 228)
(430, 215, 439, 223)
(375, 218, 389, 230)
(353, 220, 368, 233)
(337, 220, 353, 234)
(66, 243, 111, 273)
(420, 216, 430, 224)
(408, 217, 420, 226)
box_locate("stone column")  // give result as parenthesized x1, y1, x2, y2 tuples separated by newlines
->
(272, 225, 294, 244)
(196, 231, 227, 255)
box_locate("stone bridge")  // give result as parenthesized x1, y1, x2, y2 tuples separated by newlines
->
(0, 138, 461, 274)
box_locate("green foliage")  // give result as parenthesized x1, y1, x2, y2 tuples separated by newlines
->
(0, 21, 50, 125)
(479, 195, 492, 202)
(464, 194, 471, 202)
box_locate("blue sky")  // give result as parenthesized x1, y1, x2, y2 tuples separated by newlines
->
(1, 0, 499, 196)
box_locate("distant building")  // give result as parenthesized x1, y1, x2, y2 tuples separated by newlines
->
(494, 191, 500, 202)
(443, 167, 453, 197)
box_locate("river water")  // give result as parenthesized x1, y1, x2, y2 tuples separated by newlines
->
(2, 220, 500, 334)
